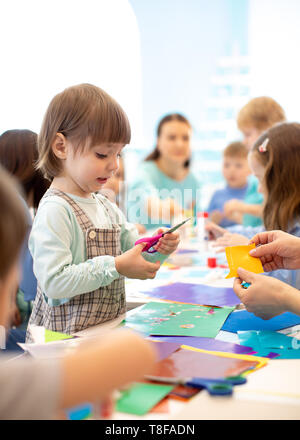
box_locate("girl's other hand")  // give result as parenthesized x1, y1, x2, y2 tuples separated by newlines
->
(115, 243, 160, 280)
(154, 228, 180, 255)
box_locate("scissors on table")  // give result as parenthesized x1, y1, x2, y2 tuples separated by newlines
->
(135, 217, 192, 254)
(145, 374, 247, 396)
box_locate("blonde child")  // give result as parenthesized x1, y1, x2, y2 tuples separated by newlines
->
(224, 96, 286, 226)
(207, 141, 250, 227)
(0, 165, 156, 419)
(27, 84, 179, 339)
(206, 122, 300, 289)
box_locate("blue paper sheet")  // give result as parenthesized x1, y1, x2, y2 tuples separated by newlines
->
(237, 330, 300, 359)
(222, 310, 300, 333)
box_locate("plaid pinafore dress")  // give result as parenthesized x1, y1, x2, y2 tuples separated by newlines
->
(26, 188, 125, 341)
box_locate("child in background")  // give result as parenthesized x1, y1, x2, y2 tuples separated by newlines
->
(207, 141, 250, 228)
(0, 129, 50, 348)
(27, 84, 179, 339)
(224, 96, 286, 227)
(206, 122, 300, 290)
(0, 164, 156, 419)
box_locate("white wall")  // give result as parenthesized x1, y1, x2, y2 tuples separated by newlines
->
(249, 0, 300, 121)
(0, 0, 144, 146)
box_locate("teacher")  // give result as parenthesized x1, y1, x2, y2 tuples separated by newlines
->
(127, 113, 200, 230)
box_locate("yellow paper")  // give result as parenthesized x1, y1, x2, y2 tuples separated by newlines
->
(181, 345, 268, 374)
(225, 243, 264, 279)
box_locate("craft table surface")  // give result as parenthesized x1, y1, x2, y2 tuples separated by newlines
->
(72, 238, 300, 419)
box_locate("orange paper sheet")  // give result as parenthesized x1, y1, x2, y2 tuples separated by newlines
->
(225, 243, 264, 279)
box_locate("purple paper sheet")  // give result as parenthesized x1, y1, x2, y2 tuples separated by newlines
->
(142, 282, 240, 307)
(148, 335, 252, 355)
(148, 340, 182, 361)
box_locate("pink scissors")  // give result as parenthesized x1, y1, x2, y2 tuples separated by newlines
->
(135, 217, 192, 253)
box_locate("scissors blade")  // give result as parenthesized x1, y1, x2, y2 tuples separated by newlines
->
(163, 217, 192, 235)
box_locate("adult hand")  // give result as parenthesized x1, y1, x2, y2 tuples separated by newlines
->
(233, 267, 291, 320)
(115, 243, 160, 280)
(249, 230, 300, 271)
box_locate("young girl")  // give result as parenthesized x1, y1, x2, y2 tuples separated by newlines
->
(224, 96, 286, 227)
(27, 84, 179, 339)
(127, 113, 200, 230)
(0, 165, 156, 419)
(206, 122, 300, 289)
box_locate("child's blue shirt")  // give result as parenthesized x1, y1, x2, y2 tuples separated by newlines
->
(207, 184, 248, 228)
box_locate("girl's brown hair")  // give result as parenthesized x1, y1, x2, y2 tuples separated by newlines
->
(252, 122, 300, 231)
(237, 96, 286, 131)
(0, 129, 50, 209)
(145, 113, 192, 168)
(0, 165, 27, 280)
(37, 83, 131, 180)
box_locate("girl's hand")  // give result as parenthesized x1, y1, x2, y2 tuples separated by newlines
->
(211, 232, 249, 252)
(204, 221, 226, 241)
(233, 267, 290, 320)
(154, 228, 180, 255)
(115, 244, 160, 280)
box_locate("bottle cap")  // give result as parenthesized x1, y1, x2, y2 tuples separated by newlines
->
(207, 257, 217, 268)
(197, 211, 209, 218)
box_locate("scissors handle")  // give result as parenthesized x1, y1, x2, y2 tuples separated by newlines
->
(224, 375, 247, 385)
(185, 378, 233, 396)
(134, 233, 163, 253)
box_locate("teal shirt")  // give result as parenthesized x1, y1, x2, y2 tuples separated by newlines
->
(29, 192, 168, 306)
(127, 161, 200, 230)
(242, 175, 264, 227)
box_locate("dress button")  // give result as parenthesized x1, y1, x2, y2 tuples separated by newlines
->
(89, 230, 96, 239)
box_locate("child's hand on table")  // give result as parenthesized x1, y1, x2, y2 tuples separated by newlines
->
(153, 228, 180, 255)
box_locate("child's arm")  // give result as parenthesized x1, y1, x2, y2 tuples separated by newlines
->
(60, 329, 156, 409)
(29, 201, 157, 300)
(224, 200, 263, 219)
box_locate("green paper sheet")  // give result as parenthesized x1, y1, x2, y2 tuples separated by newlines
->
(125, 301, 234, 338)
(45, 329, 74, 343)
(116, 383, 174, 416)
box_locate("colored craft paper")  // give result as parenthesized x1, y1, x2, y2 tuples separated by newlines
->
(181, 345, 268, 373)
(66, 403, 93, 420)
(237, 330, 300, 359)
(148, 335, 253, 355)
(221, 310, 300, 333)
(152, 347, 259, 379)
(141, 282, 240, 307)
(116, 383, 174, 416)
(45, 329, 74, 343)
(125, 301, 234, 338)
(225, 243, 264, 278)
(149, 340, 181, 361)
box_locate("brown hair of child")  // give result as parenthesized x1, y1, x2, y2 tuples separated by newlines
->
(37, 84, 131, 181)
(252, 122, 300, 231)
(223, 141, 248, 159)
(0, 165, 27, 280)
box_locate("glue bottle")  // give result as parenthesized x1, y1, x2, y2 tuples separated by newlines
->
(197, 211, 209, 250)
